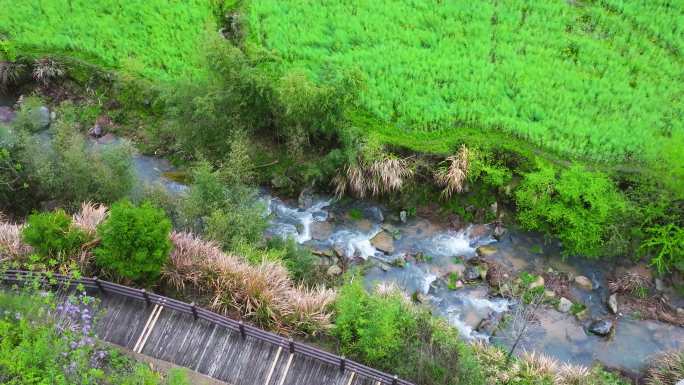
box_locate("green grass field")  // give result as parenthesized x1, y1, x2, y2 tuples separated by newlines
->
(246, 0, 684, 163)
(0, 0, 216, 81)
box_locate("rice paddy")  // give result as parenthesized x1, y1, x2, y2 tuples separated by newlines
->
(0, 0, 216, 81)
(246, 0, 684, 162)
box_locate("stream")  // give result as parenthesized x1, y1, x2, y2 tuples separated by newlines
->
(2, 99, 682, 374)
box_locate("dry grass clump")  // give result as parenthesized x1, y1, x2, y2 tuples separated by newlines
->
(645, 350, 684, 385)
(608, 272, 651, 294)
(435, 144, 469, 198)
(334, 155, 413, 198)
(0, 61, 27, 91)
(32, 57, 64, 86)
(72, 202, 108, 235)
(165, 231, 335, 335)
(471, 343, 594, 385)
(0, 217, 31, 260)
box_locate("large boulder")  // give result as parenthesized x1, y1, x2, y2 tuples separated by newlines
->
(588, 319, 614, 337)
(370, 231, 395, 254)
(574, 275, 593, 291)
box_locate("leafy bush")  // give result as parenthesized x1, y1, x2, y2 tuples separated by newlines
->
(1, 106, 134, 215)
(641, 223, 684, 274)
(21, 209, 86, 259)
(334, 277, 483, 385)
(263, 237, 319, 283)
(95, 200, 172, 283)
(515, 164, 628, 257)
(179, 161, 267, 251)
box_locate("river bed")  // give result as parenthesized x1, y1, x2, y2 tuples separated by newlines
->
(2, 101, 682, 374)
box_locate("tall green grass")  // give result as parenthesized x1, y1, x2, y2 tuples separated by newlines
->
(0, 0, 217, 81)
(246, 1, 683, 163)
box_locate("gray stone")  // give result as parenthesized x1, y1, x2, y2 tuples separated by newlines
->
(574, 275, 593, 291)
(88, 124, 103, 137)
(558, 297, 573, 313)
(676, 380, 684, 385)
(298, 188, 314, 209)
(366, 207, 384, 222)
(655, 278, 665, 292)
(399, 210, 407, 223)
(310, 221, 333, 241)
(464, 266, 481, 281)
(370, 231, 395, 254)
(608, 294, 618, 314)
(326, 265, 342, 276)
(588, 319, 613, 337)
(0, 106, 15, 123)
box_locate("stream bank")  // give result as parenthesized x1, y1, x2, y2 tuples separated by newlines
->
(1, 98, 682, 375)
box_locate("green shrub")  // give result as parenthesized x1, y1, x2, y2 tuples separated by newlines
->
(265, 237, 318, 284)
(95, 200, 172, 283)
(641, 223, 684, 274)
(515, 164, 628, 258)
(21, 209, 87, 260)
(335, 276, 483, 385)
(179, 161, 267, 250)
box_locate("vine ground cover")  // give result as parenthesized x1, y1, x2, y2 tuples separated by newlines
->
(246, 0, 684, 163)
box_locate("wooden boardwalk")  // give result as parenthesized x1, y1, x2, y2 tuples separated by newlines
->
(2, 271, 409, 385)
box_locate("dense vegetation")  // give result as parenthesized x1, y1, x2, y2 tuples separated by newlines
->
(0, 0, 216, 81)
(246, 0, 684, 163)
(0, 287, 189, 384)
(1, 1, 683, 384)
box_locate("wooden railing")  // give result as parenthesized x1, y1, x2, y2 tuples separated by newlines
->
(1, 269, 413, 385)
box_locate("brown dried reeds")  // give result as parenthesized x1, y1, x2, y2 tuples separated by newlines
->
(334, 155, 413, 198)
(608, 272, 651, 294)
(165, 231, 336, 335)
(645, 350, 684, 385)
(32, 57, 64, 86)
(471, 342, 594, 385)
(72, 202, 108, 235)
(434, 144, 469, 199)
(0, 218, 31, 260)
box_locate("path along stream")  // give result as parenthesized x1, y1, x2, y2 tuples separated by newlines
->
(2, 98, 682, 374)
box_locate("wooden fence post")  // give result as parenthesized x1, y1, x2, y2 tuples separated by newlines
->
(190, 302, 198, 320)
(238, 320, 246, 339)
(141, 289, 151, 306)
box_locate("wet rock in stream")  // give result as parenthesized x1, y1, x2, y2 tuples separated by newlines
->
(464, 266, 482, 281)
(588, 319, 614, 336)
(608, 294, 619, 314)
(558, 297, 573, 313)
(370, 230, 395, 253)
(574, 275, 594, 291)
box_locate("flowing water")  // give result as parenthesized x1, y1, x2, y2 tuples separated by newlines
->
(262, 193, 684, 373)
(2, 106, 681, 374)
